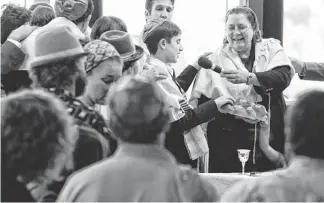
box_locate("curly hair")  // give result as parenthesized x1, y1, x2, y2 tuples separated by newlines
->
(30, 5, 56, 27)
(1, 89, 78, 184)
(30, 58, 85, 92)
(90, 16, 128, 40)
(223, 6, 262, 45)
(1, 4, 31, 44)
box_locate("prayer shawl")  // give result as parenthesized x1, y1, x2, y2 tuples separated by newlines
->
(190, 38, 295, 104)
(189, 38, 294, 164)
(143, 56, 208, 160)
(19, 17, 89, 70)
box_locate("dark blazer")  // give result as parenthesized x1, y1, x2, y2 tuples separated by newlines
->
(165, 65, 221, 168)
(203, 66, 292, 173)
(299, 62, 324, 81)
(1, 40, 25, 75)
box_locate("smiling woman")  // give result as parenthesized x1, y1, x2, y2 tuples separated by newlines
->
(191, 6, 294, 173)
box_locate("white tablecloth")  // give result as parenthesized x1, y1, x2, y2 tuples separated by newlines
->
(199, 173, 257, 195)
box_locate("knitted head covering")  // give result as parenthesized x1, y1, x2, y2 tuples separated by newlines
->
(142, 18, 167, 43)
(83, 40, 121, 73)
(107, 75, 170, 141)
(54, 0, 88, 21)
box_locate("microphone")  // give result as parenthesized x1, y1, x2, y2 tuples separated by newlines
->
(198, 57, 222, 73)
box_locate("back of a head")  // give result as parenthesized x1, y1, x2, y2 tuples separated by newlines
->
(285, 90, 324, 159)
(1, 4, 31, 44)
(90, 16, 128, 40)
(107, 75, 170, 144)
(1, 89, 77, 184)
(29, 2, 53, 12)
(30, 5, 56, 27)
(143, 19, 181, 54)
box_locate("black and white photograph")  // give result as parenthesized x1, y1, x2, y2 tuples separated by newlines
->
(1, 0, 324, 201)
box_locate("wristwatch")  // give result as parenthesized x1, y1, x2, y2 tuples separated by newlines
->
(246, 73, 253, 85)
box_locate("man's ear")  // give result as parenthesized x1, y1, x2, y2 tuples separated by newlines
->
(158, 39, 167, 49)
(145, 10, 150, 21)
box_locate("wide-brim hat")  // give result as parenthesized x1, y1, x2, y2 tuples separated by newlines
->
(100, 30, 144, 63)
(30, 25, 91, 68)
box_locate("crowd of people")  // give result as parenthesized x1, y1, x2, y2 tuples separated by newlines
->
(1, 0, 324, 202)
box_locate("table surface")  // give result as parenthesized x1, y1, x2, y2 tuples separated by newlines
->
(199, 172, 272, 195)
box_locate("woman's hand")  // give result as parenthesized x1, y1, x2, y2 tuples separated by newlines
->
(221, 69, 249, 84)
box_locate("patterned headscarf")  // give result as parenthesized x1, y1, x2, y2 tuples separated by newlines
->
(83, 40, 121, 73)
(55, 0, 88, 21)
(142, 18, 167, 43)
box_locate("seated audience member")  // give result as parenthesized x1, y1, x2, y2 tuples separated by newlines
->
(79, 40, 123, 154)
(29, 26, 110, 199)
(100, 30, 145, 75)
(1, 25, 37, 96)
(90, 16, 128, 40)
(30, 26, 109, 140)
(142, 19, 234, 168)
(1, 89, 78, 202)
(30, 5, 55, 27)
(1, 4, 30, 44)
(221, 90, 324, 202)
(290, 57, 324, 81)
(57, 75, 219, 202)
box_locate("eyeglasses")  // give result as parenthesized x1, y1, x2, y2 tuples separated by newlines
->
(226, 25, 250, 34)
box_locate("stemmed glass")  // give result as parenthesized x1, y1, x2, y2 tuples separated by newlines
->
(237, 149, 250, 175)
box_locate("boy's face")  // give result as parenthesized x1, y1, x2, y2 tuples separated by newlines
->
(146, 0, 174, 21)
(163, 34, 183, 64)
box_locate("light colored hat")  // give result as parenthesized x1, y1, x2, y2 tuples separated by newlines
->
(142, 18, 167, 43)
(83, 40, 121, 73)
(107, 75, 169, 131)
(30, 25, 90, 68)
(54, 0, 88, 21)
(100, 30, 144, 62)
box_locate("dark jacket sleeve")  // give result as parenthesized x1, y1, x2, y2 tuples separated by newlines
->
(176, 65, 198, 92)
(300, 62, 324, 81)
(171, 100, 219, 132)
(254, 66, 292, 95)
(1, 41, 25, 76)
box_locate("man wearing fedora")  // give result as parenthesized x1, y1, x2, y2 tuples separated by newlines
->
(100, 30, 145, 75)
(29, 25, 110, 199)
(57, 75, 219, 202)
